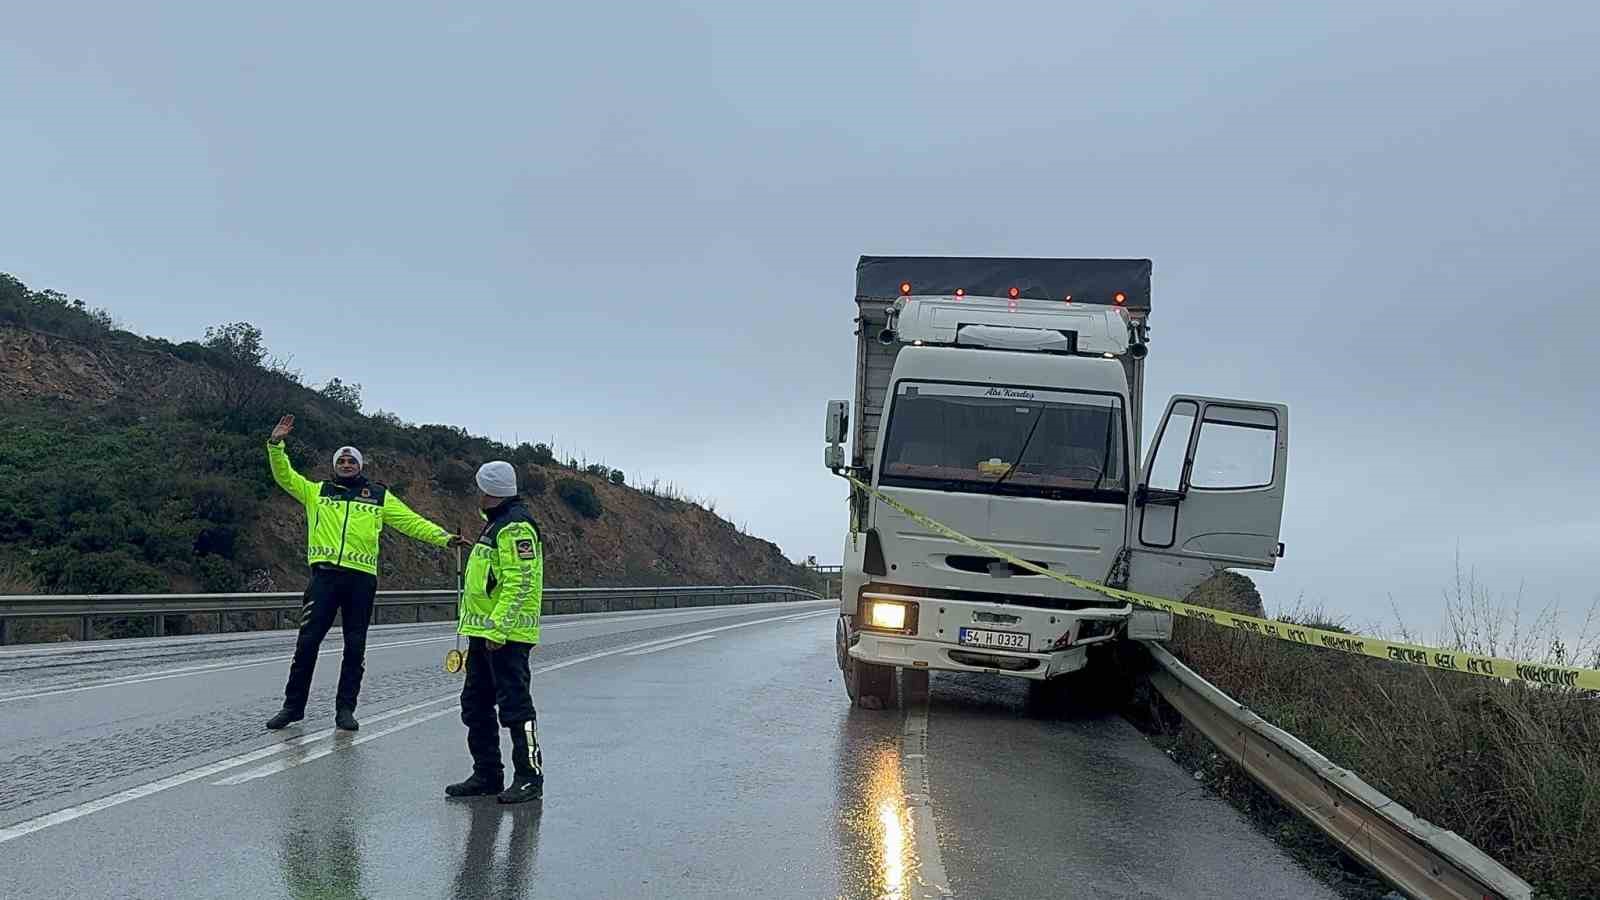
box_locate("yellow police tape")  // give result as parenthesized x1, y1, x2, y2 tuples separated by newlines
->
(843, 475, 1600, 691)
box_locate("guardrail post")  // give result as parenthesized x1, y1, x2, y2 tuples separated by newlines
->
(0, 615, 9, 646)
(153, 614, 165, 638)
(81, 614, 91, 642)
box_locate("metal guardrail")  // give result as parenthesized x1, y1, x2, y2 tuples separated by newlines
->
(1145, 642, 1533, 900)
(0, 585, 825, 645)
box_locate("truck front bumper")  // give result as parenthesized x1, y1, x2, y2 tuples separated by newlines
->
(848, 632, 1088, 681)
(845, 591, 1131, 681)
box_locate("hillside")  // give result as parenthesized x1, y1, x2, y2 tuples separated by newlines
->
(0, 274, 820, 595)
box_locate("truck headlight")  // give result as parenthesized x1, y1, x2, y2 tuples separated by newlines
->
(867, 600, 909, 631)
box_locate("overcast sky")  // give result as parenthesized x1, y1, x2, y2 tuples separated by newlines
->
(4, 2, 1596, 644)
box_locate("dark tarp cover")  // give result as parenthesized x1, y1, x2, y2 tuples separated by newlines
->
(856, 256, 1151, 311)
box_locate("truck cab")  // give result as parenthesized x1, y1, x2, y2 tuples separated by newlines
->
(826, 257, 1289, 708)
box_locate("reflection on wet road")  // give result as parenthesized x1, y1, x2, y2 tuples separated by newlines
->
(2, 602, 1335, 898)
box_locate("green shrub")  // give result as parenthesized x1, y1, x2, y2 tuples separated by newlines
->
(33, 549, 167, 594)
(556, 478, 602, 518)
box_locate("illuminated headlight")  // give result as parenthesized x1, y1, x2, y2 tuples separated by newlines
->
(867, 600, 910, 631)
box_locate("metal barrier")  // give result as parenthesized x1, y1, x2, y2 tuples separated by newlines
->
(1145, 642, 1533, 900)
(0, 585, 825, 645)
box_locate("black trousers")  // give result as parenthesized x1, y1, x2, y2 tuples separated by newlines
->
(460, 636, 541, 779)
(281, 565, 378, 713)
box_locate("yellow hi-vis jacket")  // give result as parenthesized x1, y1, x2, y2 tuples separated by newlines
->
(268, 440, 451, 576)
(458, 499, 542, 645)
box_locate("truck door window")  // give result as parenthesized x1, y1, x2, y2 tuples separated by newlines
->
(1146, 400, 1198, 491)
(1190, 407, 1278, 489)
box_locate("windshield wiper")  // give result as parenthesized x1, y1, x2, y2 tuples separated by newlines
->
(885, 475, 970, 493)
(990, 406, 1046, 493)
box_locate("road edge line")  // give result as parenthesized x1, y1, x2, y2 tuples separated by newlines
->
(903, 695, 953, 899)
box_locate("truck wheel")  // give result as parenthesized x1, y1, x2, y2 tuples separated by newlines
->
(838, 616, 896, 709)
(849, 660, 896, 709)
(1026, 675, 1073, 716)
(1028, 644, 1134, 716)
(1080, 641, 1135, 708)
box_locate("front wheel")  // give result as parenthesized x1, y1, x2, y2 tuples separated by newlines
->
(838, 616, 896, 709)
(1027, 641, 1134, 716)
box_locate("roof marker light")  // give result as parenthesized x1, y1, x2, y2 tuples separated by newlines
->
(1114, 292, 1127, 305)
(1008, 287, 1021, 300)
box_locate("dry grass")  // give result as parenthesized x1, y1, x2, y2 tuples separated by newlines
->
(1161, 567, 1600, 899)
(0, 560, 39, 594)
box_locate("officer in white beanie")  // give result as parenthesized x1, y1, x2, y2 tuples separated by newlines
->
(263, 413, 465, 732)
(446, 460, 547, 803)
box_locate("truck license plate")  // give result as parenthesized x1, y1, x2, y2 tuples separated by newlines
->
(959, 627, 1030, 652)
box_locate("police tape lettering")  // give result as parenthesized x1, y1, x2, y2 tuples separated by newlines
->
(841, 474, 1600, 691)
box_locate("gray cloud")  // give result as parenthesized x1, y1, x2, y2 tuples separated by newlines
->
(4, 1, 1595, 640)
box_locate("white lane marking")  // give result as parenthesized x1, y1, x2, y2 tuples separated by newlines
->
(211, 706, 462, 785)
(904, 698, 953, 899)
(0, 603, 835, 704)
(0, 602, 828, 660)
(623, 634, 717, 656)
(212, 607, 834, 785)
(0, 634, 453, 705)
(0, 692, 454, 845)
(0, 606, 840, 832)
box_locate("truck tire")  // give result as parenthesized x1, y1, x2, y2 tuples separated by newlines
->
(849, 660, 896, 709)
(1025, 674, 1073, 716)
(838, 616, 896, 709)
(1027, 642, 1133, 716)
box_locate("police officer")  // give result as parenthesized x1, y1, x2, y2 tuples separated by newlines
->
(445, 460, 544, 804)
(264, 414, 462, 732)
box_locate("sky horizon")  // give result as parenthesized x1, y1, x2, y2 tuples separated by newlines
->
(5, 2, 1596, 652)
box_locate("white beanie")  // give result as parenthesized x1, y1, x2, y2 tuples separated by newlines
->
(333, 446, 364, 469)
(475, 460, 518, 497)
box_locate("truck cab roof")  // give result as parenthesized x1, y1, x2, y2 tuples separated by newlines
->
(894, 294, 1133, 357)
(857, 256, 1151, 313)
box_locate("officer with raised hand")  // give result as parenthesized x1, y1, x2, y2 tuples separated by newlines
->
(264, 413, 465, 732)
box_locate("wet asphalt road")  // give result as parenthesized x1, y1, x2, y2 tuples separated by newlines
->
(0, 601, 1339, 899)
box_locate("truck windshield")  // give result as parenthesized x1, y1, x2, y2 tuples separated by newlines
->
(879, 382, 1128, 502)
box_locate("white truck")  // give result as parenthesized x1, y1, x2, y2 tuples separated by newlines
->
(825, 256, 1289, 708)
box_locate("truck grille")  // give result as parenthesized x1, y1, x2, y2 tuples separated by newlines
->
(948, 651, 1040, 671)
(863, 581, 1123, 613)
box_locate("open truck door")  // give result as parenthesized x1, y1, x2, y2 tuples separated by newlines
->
(1125, 395, 1288, 603)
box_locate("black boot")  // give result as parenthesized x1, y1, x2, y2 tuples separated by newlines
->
(265, 707, 304, 730)
(445, 771, 505, 798)
(335, 708, 359, 731)
(497, 775, 543, 804)
(500, 720, 544, 804)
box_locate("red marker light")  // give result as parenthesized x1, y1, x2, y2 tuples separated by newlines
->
(954, 288, 965, 298)
(1114, 292, 1127, 305)
(900, 282, 912, 296)
(1063, 295, 1073, 304)
(1008, 287, 1020, 300)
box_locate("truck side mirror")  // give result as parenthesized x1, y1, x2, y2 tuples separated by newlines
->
(825, 400, 850, 445)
